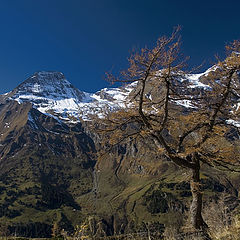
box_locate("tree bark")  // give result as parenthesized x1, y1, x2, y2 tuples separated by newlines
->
(190, 158, 207, 230)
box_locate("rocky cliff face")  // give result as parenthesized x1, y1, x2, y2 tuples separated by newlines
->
(0, 69, 239, 237)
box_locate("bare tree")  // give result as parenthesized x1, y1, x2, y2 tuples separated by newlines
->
(97, 27, 240, 233)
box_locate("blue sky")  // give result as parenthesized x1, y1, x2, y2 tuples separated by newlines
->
(0, 0, 240, 93)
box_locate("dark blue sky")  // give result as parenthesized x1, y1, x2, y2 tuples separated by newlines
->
(0, 0, 240, 94)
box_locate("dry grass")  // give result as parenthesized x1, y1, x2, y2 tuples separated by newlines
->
(203, 193, 240, 240)
(209, 217, 240, 240)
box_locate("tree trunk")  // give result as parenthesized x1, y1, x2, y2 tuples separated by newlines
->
(190, 158, 207, 230)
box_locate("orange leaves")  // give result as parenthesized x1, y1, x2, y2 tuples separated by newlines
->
(212, 125, 228, 137)
(101, 27, 240, 171)
(201, 136, 238, 164)
(108, 129, 123, 145)
(226, 40, 240, 55)
(105, 26, 184, 85)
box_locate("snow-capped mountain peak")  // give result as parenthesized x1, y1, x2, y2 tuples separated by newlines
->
(2, 67, 216, 123)
(5, 71, 135, 122)
(7, 71, 86, 122)
(13, 71, 84, 100)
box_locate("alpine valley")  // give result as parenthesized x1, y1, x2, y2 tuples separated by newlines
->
(0, 70, 240, 238)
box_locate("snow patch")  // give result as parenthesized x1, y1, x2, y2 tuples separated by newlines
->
(227, 119, 240, 128)
(175, 100, 195, 109)
(28, 112, 39, 129)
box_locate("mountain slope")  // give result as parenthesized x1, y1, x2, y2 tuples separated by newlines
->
(0, 99, 96, 237)
(0, 69, 239, 237)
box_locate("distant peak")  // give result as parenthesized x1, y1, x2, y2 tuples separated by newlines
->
(35, 71, 64, 76)
(38, 70, 61, 73)
(9, 71, 85, 117)
(16, 71, 70, 89)
(13, 71, 76, 97)
(30, 71, 66, 81)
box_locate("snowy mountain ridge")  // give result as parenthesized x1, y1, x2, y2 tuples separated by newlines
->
(3, 69, 213, 123)
(6, 71, 135, 122)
